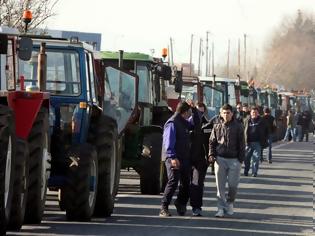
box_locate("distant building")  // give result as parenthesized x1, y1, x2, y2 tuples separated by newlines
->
(46, 29, 102, 50)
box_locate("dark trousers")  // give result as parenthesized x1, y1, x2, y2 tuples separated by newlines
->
(190, 160, 208, 209)
(161, 158, 191, 209)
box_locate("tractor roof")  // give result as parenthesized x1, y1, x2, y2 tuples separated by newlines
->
(100, 51, 154, 62)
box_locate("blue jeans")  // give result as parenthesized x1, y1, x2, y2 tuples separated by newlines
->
(283, 127, 295, 141)
(244, 142, 261, 176)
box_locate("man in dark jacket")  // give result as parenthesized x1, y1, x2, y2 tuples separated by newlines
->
(301, 110, 311, 142)
(189, 102, 209, 216)
(209, 104, 245, 218)
(159, 101, 199, 217)
(262, 107, 276, 163)
(244, 106, 268, 177)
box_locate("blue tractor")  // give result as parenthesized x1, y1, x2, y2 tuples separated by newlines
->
(18, 37, 138, 221)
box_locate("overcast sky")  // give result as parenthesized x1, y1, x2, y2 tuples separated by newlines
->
(48, 0, 314, 67)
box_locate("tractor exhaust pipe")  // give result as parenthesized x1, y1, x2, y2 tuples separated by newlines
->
(118, 50, 124, 69)
(37, 42, 47, 91)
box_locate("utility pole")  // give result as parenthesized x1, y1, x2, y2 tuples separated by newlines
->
(244, 33, 247, 81)
(238, 38, 241, 76)
(212, 41, 215, 76)
(208, 49, 211, 76)
(167, 46, 170, 64)
(206, 31, 210, 76)
(198, 38, 203, 76)
(170, 37, 174, 66)
(227, 39, 230, 78)
(189, 34, 194, 76)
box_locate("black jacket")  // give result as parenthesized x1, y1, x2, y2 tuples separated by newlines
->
(209, 118, 245, 162)
(244, 116, 269, 147)
(263, 114, 276, 134)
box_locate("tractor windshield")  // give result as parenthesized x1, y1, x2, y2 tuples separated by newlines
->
(269, 92, 278, 109)
(203, 85, 224, 118)
(19, 49, 81, 96)
(181, 85, 198, 101)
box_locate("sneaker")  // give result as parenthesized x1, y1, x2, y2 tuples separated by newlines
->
(159, 208, 171, 217)
(215, 209, 224, 218)
(226, 203, 234, 216)
(252, 173, 257, 177)
(192, 208, 202, 216)
(174, 201, 186, 216)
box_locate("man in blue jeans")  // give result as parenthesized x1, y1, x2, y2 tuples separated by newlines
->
(208, 104, 245, 218)
(244, 106, 268, 177)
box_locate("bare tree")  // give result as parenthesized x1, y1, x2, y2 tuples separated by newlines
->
(0, 0, 59, 32)
(257, 10, 315, 90)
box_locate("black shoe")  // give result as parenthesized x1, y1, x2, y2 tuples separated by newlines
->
(159, 208, 171, 217)
(268, 160, 272, 164)
(244, 172, 248, 176)
(252, 173, 257, 177)
(174, 201, 186, 216)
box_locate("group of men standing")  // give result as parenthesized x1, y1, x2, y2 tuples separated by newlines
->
(283, 109, 312, 142)
(159, 101, 275, 218)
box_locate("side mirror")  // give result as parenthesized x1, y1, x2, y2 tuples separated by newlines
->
(156, 64, 172, 80)
(18, 37, 33, 61)
(174, 69, 183, 93)
(0, 34, 8, 54)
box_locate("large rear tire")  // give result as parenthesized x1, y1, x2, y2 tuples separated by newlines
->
(89, 117, 119, 217)
(24, 108, 50, 224)
(64, 145, 98, 221)
(0, 105, 16, 235)
(139, 132, 162, 195)
(7, 139, 29, 230)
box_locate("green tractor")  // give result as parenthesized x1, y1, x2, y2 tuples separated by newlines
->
(100, 51, 175, 194)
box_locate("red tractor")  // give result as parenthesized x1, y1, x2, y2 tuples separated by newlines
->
(0, 30, 50, 234)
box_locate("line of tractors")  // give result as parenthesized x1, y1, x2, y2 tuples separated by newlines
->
(0, 11, 183, 234)
(1, 11, 314, 236)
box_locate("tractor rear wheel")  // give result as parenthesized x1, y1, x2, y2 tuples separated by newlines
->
(89, 117, 119, 217)
(139, 132, 162, 195)
(64, 144, 98, 221)
(24, 108, 50, 224)
(0, 105, 16, 235)
(7, 139, 29, 230)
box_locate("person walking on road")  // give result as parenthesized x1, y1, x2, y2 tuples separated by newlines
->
(262, 107, 276, 163)
(159, 101, 199, 217)
(189, 102, 209, 217)
(208, 104, 245, 218)
(244, 106, 268, 177)
(301, 110, 311, 142)
(283, 110, 295, 142)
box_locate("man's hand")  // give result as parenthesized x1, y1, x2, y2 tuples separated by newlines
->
(171, 158, 180, 169)
(186, 99, 195, 107)
(208, 155, 216, 164)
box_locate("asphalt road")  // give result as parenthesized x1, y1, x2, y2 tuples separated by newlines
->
(7, 135, 314, 236)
